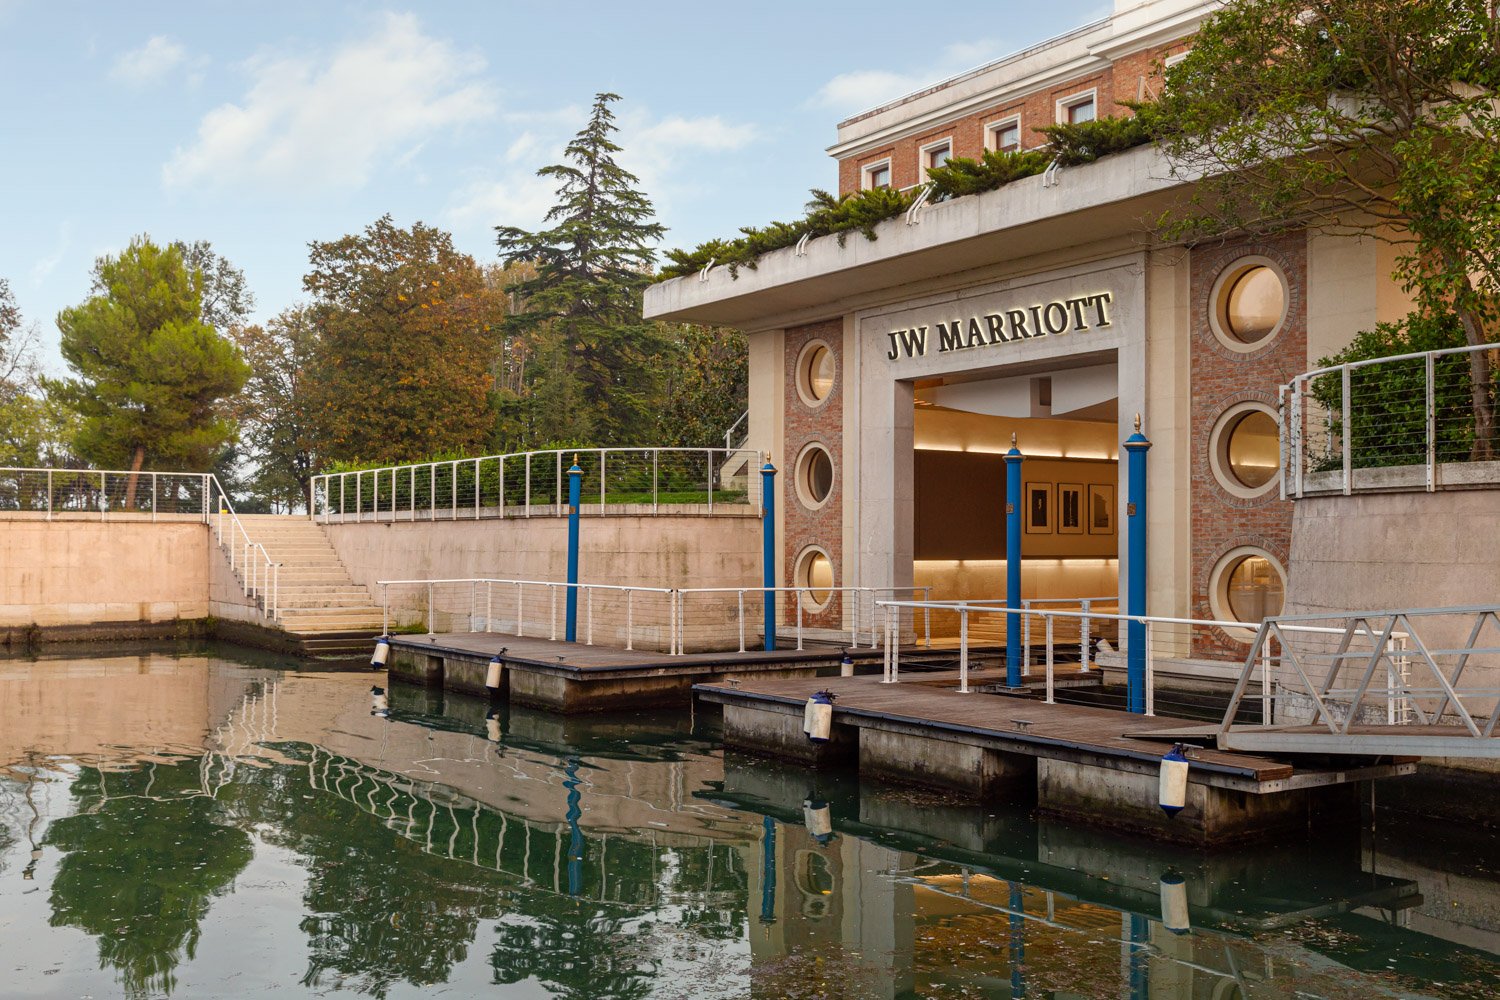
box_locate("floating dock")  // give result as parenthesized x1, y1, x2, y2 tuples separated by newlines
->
(386, 632, 976, 712)
(695, 672, 1416, 845)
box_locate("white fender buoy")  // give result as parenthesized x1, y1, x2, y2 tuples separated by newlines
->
(840, 649, 855, 677)
(371, 635, 391, 669)
(370, 684, 389, 717)
(486, 654, 504, 692)
(803, 690, 836, 743)
(1159, 871, 1190, 934)
(1159, 744, 1190, 817)
(803, 797, 834, 844)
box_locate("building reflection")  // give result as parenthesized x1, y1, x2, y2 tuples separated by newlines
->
(0, 654, 1496, 999)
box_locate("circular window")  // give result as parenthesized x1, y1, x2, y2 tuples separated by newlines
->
(796, 341, 836, 406)
(1208, 547, 1287, 635)
(795, 444, 835, 508)
(1209, 403, 1281, 497)
(795, 547, 835, 610)
(1209, 258, 1288, 351)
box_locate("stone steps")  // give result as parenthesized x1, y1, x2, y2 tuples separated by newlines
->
(219, 514, 384, 652)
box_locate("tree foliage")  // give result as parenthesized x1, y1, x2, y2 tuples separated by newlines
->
(47, 238, 250, 474)
(302, 215, 505, 466)
(495, 92, 670, 447)
(654, 325, 749, 448)
(1151, 0, 1500, 455)
(232, 306, 317, 511)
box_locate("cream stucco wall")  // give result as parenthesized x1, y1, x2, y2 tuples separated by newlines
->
(0, 519, 256, 629)
(325, 515, 761, 593)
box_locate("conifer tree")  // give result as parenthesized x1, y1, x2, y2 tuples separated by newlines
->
(48, 238, 249, 495)
(496, 93, 668, 447)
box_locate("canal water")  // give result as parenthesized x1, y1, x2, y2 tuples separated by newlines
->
(1, 647, 1497, 999)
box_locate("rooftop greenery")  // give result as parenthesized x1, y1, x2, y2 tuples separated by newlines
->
(654, 113, 1157, 282)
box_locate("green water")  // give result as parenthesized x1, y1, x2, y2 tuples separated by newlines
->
(0, 646, 1497, 999)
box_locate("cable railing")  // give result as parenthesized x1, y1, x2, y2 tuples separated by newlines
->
(377, 579, 935, 655)
(0, 467, 281, 622)
(311, 447, 764, 523)
(1284, 342, 1500, 498)
(873, 599, 1408, 718)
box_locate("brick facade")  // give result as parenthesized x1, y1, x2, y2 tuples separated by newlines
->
(836, 41, 1190, 195)
(782, 318, 845, 629)
(1189, 233, 1307, 655)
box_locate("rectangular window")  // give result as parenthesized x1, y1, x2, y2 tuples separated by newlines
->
(1163, 50, 1191, 69)
(864, 160, 891, 190)
(986, 117, 1021, 153)
(922, 139, 952, 172)
(1057, 89, 1098, 125)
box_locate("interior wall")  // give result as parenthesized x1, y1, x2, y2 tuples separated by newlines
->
(911, 405, 1119, 605)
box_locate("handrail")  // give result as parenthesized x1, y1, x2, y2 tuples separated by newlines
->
(1283, 341, 1500, 499)
(874, 599, 1409, 716)
(722, 410, 750, 451)
(375, 579, 936, 656)
(310, 446, 764, 523)
(0, 466, 281, 621)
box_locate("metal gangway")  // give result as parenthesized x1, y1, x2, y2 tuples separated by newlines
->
(1218, 606, 1500, 758)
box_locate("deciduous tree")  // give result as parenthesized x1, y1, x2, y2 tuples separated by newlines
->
(232, 307, 317, 511)
(1151, 0, 1500, 455)
(303, 216, 505, 465)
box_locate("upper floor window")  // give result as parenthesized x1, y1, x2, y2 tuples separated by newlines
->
(922, 139, 952, 172)
(1163, 50, 1191, 69)
(1059, 90, 1097, 125)
(986, 117, 1021, 153)
(863, 159, 891, 190)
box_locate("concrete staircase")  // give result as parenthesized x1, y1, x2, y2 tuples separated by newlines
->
(236, 514, 384, 657)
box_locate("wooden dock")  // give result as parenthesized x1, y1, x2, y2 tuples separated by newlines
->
(385, 632, 983, 712)
(695, 672, 1416, 846)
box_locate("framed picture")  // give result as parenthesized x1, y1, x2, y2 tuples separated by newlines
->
(1025, 482, 1053, 534)
(1088, 483, 1115, 535)
(1058, 483, 1084, 534)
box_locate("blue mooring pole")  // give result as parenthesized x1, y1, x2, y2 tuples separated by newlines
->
(1124, 416, 1152, 714)
(761, 460, 777, 652)
(1005, 436, 1024, 687)
(565, 457, 582, 643)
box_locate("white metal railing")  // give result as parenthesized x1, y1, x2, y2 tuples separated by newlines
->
(311, 447, 763, 523)
(674, 586, 933, 654)
(377, 579, 935, 656)
(1284, 342, 1500, 498)
(873, 600, 1407, 717)
(722, 410, 749, 451)
(0, 467, 281, 622)
(1222, 607, 1500, 746)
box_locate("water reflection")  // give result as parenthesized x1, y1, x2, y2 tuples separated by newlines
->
(0, 648, 1495, 999)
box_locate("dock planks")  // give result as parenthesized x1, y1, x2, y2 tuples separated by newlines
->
(694, 672, 1394, 784)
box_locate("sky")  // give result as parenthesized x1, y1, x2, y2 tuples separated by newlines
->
(0, 0, 1107, 370)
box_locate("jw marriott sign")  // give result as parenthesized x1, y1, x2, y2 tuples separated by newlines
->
(885, 290, 1113, 362)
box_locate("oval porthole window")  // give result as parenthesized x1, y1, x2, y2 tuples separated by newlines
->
(795, 547, 835, 610)
(1209, 547, 1287, 634)
(1210, 258, 1288, 351)
(1209, 403, 1280, 497)
(797, 341, 836, 406)
(796, 444, 835, 508)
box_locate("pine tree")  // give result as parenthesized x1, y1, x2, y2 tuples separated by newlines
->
(47, 238, 249, 496)
(495, 92, 668, 447)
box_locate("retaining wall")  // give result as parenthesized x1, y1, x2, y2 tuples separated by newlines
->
(0, 517, 260, 641)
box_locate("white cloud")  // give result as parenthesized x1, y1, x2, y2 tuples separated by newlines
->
(163, 13, 495, 193)
(808, 39, 1011, 115)
(808, 70, 929, 114)
(29, 222, 71, 286)
(112, 35, 189, 85)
